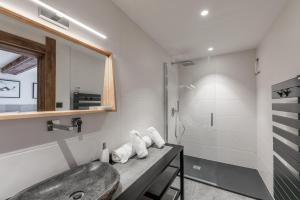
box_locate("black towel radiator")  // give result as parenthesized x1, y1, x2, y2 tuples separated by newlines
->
(73, 92, 101, 110)
(272, 76, 300, 200)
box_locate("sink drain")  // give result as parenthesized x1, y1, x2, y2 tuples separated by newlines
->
(69, 191, 85, 200)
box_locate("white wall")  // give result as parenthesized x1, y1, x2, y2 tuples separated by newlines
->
(56, 41, 71, 111)
(178, 50, 257, 168)
(0, 68, 37, 105)
(0, 0, 171, 199)
(56, 41, 106, 110)
(257, 0, 300, 195)
(70, 47, 105, 95)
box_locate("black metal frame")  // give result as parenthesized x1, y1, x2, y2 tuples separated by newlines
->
(115, 144, 184, 200)
(272, 76, 300, 200)
(145, 166, 180, 199)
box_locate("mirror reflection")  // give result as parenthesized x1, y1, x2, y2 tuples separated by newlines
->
(56, 42, 105, 111)
(0, 13, 106, 113)
(0, 50, 38, 112)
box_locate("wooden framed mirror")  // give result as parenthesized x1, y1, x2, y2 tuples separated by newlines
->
(0, 7, 116, 120)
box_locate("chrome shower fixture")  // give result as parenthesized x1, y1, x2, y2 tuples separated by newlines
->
(171, 100, 180, 117)
(179, 84, 196, 90)
(171, 60, 194, 66)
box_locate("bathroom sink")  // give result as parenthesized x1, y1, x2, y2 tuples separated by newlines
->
(10, 161, 120, 200)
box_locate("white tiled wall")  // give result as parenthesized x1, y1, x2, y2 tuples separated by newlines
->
(0, 0, 172, 199)
(178, 50, 257, 169)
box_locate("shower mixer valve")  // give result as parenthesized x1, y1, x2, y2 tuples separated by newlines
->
(171, 100, 180, 117)
(171, 107, 178, 117)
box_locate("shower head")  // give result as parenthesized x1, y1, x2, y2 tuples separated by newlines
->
(171, 60, 194, 66)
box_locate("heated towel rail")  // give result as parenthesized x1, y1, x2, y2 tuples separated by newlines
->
(73, 92, 101, 110)
(272, 76, 300, 200)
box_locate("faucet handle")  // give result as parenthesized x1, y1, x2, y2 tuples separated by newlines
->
(72, 118, 83, 133)
(47, 120, 54, 131)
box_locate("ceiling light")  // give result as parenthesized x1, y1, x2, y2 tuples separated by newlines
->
(30, 0, 107, 39)
(208, 47, 214, 52)
(200, 9, 209, 17)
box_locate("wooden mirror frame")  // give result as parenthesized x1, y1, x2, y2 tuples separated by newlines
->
(0, 7, 116, 121)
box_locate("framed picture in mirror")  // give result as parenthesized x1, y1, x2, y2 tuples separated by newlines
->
(0, 79, 20, 98)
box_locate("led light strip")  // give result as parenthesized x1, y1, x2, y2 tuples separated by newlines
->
(30, 0, 107, 39)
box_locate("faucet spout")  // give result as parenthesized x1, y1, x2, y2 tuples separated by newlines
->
(47, 118, 82, 133)
(52, 124, 74, 131)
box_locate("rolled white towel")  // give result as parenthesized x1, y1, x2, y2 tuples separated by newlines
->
(142, 135, 153, 148)
(146, 127, 165, 148)
(130, 130, 148, 159)
(112, 143, 135, 163)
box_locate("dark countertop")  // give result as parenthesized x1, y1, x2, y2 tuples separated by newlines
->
(112, 144, 183, 200)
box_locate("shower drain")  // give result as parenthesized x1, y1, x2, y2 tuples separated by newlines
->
(192, 165, 201, 170)
(69, 191, 85, 200)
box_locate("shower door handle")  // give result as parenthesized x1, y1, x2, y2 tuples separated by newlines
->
(211, 113, 214, 127)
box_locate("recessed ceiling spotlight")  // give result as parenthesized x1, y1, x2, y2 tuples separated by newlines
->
(208, 47, 214, 52)
(200, 9, 209, 17)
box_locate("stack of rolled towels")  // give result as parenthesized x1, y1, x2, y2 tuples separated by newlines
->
(112, 126, 165, 164)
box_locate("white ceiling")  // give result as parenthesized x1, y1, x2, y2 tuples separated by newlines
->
(112, 0, 287, 60)
(0, 50, 20, 69)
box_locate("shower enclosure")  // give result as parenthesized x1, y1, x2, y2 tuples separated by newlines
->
(168, 52, 257, 167)
(165, 50, 270, 199)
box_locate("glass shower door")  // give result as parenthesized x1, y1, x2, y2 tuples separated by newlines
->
(177, 57, 217, 161)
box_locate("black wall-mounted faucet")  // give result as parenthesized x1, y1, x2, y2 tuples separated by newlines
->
(47, 120, 74, 132)
(47, 118, 83, 133)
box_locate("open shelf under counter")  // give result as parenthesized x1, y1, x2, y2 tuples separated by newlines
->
(145, 166, 180, 199)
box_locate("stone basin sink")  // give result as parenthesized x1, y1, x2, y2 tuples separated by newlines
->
(10, 161, 120, 200)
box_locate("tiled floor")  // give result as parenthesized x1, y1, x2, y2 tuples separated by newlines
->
(172, 178, 255, 200)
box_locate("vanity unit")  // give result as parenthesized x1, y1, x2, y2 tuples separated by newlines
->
(113, 144, 184, 200)
(8, 144, 183, 200)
